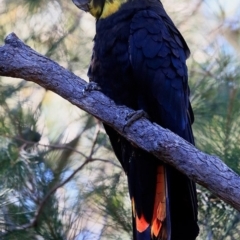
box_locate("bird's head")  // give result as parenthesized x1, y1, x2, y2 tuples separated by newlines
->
(72, 0, 126, 19)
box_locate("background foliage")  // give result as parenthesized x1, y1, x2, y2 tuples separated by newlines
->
(0, 0, 240, 239)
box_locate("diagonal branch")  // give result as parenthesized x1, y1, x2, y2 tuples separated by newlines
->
(0, 33, 240, 211)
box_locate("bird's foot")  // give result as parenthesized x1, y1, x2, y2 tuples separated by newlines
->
(82, 82, 101, 94)
(123, 110, 149, 131)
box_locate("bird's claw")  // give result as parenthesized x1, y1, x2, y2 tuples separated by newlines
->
(82, 82, 101, 94)
(123, 110, 149, 132)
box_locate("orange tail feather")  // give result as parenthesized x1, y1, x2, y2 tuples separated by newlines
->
(151, 165, 167, 238)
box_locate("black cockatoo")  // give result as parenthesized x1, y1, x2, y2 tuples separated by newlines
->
(72, 0, 199, 239)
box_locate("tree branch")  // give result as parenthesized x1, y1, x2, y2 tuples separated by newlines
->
(0, 33, 240, 211)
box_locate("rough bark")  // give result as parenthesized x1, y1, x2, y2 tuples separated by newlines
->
(0, 33, 240, 211)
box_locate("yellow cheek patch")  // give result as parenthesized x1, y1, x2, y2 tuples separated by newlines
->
(89, 3, 102, 18)
(88, 0, 127, 19)
(100, 0, 126, 18)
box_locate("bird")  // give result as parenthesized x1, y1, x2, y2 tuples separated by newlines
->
(72, 0, 199, 239)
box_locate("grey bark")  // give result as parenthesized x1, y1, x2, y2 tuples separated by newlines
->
(0, 33, 240, 211)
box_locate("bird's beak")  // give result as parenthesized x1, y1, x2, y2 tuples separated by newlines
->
(72, 0, 90, 12)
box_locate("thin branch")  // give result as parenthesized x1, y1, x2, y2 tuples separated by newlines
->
(1, 134, 121, 168)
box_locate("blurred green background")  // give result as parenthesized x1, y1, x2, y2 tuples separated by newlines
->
(0, 0, 240, 239)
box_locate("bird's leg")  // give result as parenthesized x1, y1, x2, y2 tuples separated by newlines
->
(123, 110, 149, 131)
(82, 82, 101, 95)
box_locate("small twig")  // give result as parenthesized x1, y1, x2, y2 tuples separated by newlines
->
(88, 121, 101, 158)
(1, 129, 121, 169)
(90, 158, 122, 169)
(0, 134, 88, 159)
(0, 157, 95, 237)
(178, 0, 203, 27)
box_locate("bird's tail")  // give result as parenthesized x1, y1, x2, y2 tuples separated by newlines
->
(131, 162, 170, 240)
(127, 146, 171, 240)
(130, 153, 198, 240)
(103, 125, 198, 240)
